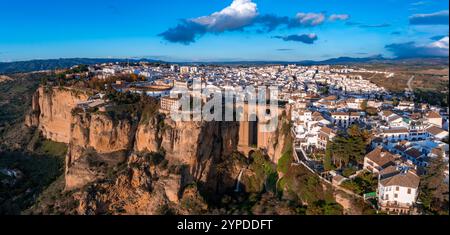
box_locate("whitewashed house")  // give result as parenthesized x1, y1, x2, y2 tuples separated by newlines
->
(377, 169, 420, 214)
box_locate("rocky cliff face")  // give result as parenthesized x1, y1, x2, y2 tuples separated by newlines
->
(135, 114, 241, 190)
(66, 113, 242, 214)
(65, 111, 139, 190)
(265, 106, 292, 164)
(72, 152, 211, 215)
(25, 86, 90, 143)
(265, 118, 289, 164)
(27, 86, 292, 214)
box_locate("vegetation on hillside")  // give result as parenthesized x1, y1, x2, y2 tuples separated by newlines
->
(324, 125, 371, 171)
(341, 171, 377, 195)
(0, 138, 67, 214)
(246, 151, 278, 193)
(419, 153, 449, 215)
(0, 58, 163, 74)
(281, 164, 343, 215)
(0, 72, 70, 214)
(414, 89, 448, 107)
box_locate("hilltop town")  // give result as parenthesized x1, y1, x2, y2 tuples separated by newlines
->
(0, 61, 448, 215)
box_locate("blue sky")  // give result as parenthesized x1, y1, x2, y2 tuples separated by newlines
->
(0, 0, 448, 62)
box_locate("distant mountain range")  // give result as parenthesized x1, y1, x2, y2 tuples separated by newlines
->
(0, 56, 448, 74)
(0, 58, 163, 74)
(189, 55, 449, 66)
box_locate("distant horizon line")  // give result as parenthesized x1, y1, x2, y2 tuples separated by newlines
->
(1, 55, 449, 64)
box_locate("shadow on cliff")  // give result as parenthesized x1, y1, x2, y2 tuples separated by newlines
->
(181, 120, 245, 205)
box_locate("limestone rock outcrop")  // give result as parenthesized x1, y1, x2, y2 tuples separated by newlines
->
(74, 153, 189, 215)
(25, 86, 90, 143)
(26, 85, 293, 214)
(65, 111, 139, 190)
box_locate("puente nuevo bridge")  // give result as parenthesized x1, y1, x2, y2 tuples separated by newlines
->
(237, 102, 287, 156)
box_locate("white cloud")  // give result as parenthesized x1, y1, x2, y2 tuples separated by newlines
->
(328, 14, 350, 21)
(411, 1, 428, 6)
(386, 36, 449, 58)
(295, 12, 326, 27)
(430, 36, 449, 49)
(192, 0, 258, 32)
(160, 0, 350, 44)
(409, 10, 449, 25)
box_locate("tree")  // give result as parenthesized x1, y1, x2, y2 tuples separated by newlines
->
(392, 97, 399, 107)
(319, 86, 329, 95)
(130, 74, 139, 82)
(306, 200, 343, 215)
(326, 125, 370, 169)
(360, 100, 368, 111)
(419, 153, 449, 215)
(324, 143, 335, 171)
(366, 107, 378, 116)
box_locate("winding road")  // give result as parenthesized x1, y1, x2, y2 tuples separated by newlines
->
(406, 75, 415, 92)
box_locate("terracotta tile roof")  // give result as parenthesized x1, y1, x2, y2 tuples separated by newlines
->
(331, 112, 348, 116)
(320, 126, 333, 135)
(379, 165, 400, 179)
(312, 111, 322, 117)
(365, 147, 396, 168)
(382, 128, 409, 134)
(323, 95, 337, 101)
(388, 115, 402, 122)
(431, 147, 442, 156)
(380, 171, 420, 188)
(405, 148, 423, 159)
(381, 110, 394, 117)
(426, 125, 446, 136)
(394, 144, 408, 152)
(426, 111, 441, 119)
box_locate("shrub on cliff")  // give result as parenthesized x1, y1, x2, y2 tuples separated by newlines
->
(180, 183, 208, 214)
(305, 200, 343, 215)
(277, 151, 291, 175)
(282, 164, 334, 205)
(143, 151, 165, 166)
(107, 90, 140, 105)
(139, 95, 160, 124)
(247, 151, 278, 193)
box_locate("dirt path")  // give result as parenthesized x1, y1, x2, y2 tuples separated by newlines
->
(334, 190, 363, 215)
(406, 75, 415, 91)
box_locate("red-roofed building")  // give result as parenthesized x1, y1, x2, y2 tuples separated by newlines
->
(426, 111, 442, 128)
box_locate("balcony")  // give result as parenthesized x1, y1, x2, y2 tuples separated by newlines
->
(379, 200, 412, 209)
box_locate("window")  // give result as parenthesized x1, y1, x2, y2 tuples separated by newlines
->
(396, 187, 399, 191)
(385, 195, 389, 200)
(407, 188, 411, 194)
(394, 194, 398, 198)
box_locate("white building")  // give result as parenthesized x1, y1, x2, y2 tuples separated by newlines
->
(180, 66, 190, 74)
(377, 169, 420, 214)
(379, 128, 429, 142)
(426, 125, 449, 141)
(331, 112, 362, 128)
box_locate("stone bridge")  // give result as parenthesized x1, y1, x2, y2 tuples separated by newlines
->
(237, 103, 286, 156)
